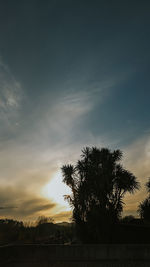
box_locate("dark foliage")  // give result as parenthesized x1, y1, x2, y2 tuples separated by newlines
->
(62, 147, 139, 243)
(138, 178, 150, 221)
(139, 198, 150, 220)
(0, 218, 75, 245)
(0, 219, 23, 244)
(1, 217, 150, 244)
(120, 215, 135, 223)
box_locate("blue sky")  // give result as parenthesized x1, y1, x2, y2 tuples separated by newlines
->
(0, 0, 150, 221)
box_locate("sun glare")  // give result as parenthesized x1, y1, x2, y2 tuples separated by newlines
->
(41, 170, 71, 210)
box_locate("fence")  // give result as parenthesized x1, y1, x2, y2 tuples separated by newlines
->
(1, 244, 150, 266)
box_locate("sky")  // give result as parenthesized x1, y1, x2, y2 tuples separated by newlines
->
(0, 0, 150, 222)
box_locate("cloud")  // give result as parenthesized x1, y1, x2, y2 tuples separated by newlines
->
(0, 59, 126, 221)
(124, 134, 150, 183)
(0, 186, 56, 221)
(122, 134, 150, 216)
(0, 87, 95, 221)
(0, 89, 94, 188)
(38, 90, 93, 143)
(0, 60, 23, 109)
(0, 59, 24, 140)
(53, 211, 72, 223)
(0, 206, 17, 210)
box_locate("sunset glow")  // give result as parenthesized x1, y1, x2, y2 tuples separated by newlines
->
(41, 171, 71, 211)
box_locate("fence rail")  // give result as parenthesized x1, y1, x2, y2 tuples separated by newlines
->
(1, 244, 150, 267)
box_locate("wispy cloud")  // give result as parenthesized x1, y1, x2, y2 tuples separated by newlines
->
(0, 59, 24, 139)
(0, 62, 132, 221)
(0, 59, 23, 109)
(53, 211, 72, 223)
(124, 134, 150, 182)
(122, 134, 150, 216)
(0, 86, 95, 221)
(0, 186, 56, 221)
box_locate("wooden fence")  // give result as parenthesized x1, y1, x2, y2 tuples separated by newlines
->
(0, 244, 150, 266)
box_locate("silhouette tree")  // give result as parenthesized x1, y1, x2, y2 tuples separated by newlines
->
(36, 216, 54, 226)
(138, 178, 150, 221)
(62, 147, 139, 243)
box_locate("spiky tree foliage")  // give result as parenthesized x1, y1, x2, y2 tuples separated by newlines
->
(62, 147, 139, 243)
(138, 178, 150, 221)
(146, 178, 150, 194)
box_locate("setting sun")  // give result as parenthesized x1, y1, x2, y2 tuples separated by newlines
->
(41, 170, 71, 211)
